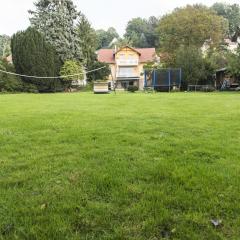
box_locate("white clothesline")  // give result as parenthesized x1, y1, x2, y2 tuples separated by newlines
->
(0, 66, 106, 79)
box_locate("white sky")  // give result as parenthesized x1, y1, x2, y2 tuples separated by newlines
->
(0, 0, 239, 36)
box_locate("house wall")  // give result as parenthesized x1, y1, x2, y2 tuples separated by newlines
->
(109, 64, 116, 79)
(138, 63, 145, 90)
(106, 48, 148, 90)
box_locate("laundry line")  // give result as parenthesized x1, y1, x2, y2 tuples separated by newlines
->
(0, 66, 106, 79)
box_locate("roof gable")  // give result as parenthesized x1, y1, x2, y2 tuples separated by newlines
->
(97, 47, 157, 64)
(114, 46, 141, 56)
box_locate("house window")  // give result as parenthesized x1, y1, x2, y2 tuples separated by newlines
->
(118, 67, 135, 77)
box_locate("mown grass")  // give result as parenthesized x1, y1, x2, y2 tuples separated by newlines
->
(0, 92, 240, 239)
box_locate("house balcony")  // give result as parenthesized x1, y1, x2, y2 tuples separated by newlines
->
(116, 74, 140, 81)
(116, 59, 139, 66)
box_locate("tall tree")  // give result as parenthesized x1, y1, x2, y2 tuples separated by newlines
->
(211, 3, 240, 39)
(96, 27, 119, 49)
(29, 0, 82, 62)
(11, 27, 62, 92)
(77, 14, 98, 68)
(157, 5, 228, 53)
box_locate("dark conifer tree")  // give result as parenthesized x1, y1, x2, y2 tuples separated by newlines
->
(11, 27, 62, 92)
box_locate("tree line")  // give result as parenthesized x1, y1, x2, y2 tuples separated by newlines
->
(0, 1, 240, 92)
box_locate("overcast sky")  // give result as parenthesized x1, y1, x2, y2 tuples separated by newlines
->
(0, 0, 239, 36)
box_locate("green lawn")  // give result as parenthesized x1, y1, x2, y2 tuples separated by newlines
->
(0, 92, 240, 239)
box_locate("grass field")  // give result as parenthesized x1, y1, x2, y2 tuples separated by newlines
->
(0, 92, 240, 239)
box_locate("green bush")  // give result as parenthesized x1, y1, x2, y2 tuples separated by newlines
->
(127, 85, 138, 92)
(0, 59, 23, 92)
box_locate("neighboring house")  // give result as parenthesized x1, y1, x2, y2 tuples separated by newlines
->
(224, 38, 240, 53)
(202, 38, 240, 56)
(97, 46, 159, 90)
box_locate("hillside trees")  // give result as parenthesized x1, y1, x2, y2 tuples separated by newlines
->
(124, 17, 159, 48)
(11, 27, 62, 92)
(29, 0, 82, 62)
(96, 28, 119, 49)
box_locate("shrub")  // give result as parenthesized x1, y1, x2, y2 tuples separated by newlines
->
(60, 60, 85, 90)
(127, 86, 138, 92)
(0, 59, 23, 92)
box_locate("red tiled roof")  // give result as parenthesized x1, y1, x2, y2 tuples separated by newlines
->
(97, 47, 157, 64)
(137, 48, 157, 63)
(97, 49, 115, 63)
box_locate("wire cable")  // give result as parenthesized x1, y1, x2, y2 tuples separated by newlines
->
(0, 66, 106, 79)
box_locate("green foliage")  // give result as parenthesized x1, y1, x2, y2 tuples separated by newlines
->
(124, 16, 159, 48)
(0, 59, 23, 92)
(0, 35, 11, 57)
(87, 61, 111, 82)
(77, 14, 98, 68)
(11, 27, 62, 92)
(96, 28, 119, 49)
(212, 2, 240, 38)
(143, 62, 162, 71)
(174, 45, 212, 88)
(158, 5, 228, 53)
(227, 47, 240, 79)
(29, 0, 82, 62)
(60, 60, 84, 88)
(206, 46, 229, 70)
(115, 37, 134, 48)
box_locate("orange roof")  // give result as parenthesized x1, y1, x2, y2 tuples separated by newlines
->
(97, 47, 157, 64)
